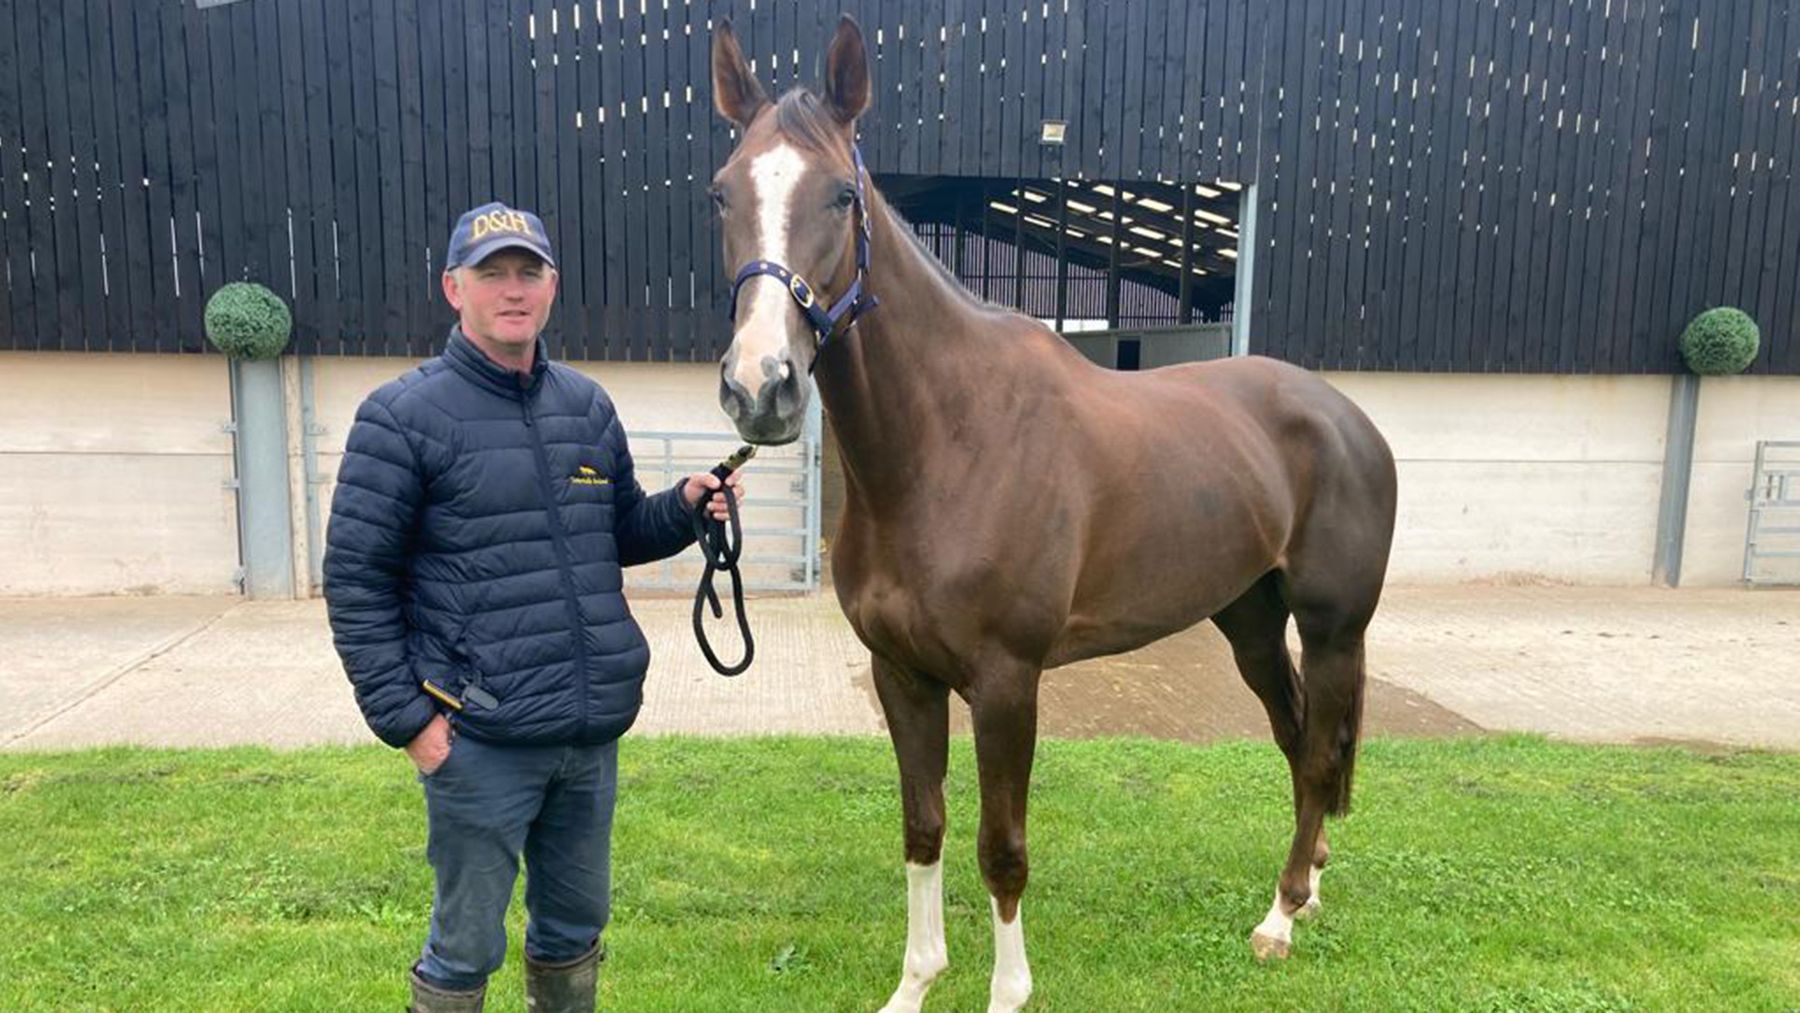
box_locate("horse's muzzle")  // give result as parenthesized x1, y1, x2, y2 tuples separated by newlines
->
(718, 356, 807, 445)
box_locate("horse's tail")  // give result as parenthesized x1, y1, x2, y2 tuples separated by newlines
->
(1327, 648, 1366, 816)
(1304, 635, 1368, 818)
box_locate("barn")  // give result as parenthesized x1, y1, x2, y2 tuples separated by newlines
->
(2, 0, 1796, 595)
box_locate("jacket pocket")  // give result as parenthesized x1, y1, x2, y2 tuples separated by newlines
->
(416, 724, 459, 782)
(449, 636, 502, 712)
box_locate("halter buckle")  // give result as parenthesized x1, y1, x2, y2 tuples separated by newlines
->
(789, 274, 816, 308)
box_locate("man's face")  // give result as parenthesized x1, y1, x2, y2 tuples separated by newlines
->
(443, 249, 557, 352)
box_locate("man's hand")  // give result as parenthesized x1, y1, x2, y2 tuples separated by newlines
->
(406, 713, 454, 775)
(684, 467, 748, 522)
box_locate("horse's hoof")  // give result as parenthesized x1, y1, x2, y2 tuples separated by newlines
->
(986, 974, 1032, 1012)
(1295, 896, 1322, 920)
(1250, 930, 1291, 961)
(879, 992, 926, 1013)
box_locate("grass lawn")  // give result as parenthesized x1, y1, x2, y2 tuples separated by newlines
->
(0, 735, 1794, 1011)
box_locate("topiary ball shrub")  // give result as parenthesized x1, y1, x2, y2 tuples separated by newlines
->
(204, 282, 293, 360)
(1678, 307, 1759, 375)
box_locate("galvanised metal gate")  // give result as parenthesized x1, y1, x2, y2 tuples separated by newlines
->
(1744, 441, 1800, 587)
(627, 430, 821, 593)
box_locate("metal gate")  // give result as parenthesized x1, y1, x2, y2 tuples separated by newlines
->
(627, 430, 821, 592)
(1744, 440, 1800, 586)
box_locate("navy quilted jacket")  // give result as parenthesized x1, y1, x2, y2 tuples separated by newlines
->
(323, 328, 695, 749)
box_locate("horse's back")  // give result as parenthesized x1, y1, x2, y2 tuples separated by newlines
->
(1148, 355, 1392, 479)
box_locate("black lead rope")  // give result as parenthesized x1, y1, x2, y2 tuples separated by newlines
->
(691, 451, 756, 676)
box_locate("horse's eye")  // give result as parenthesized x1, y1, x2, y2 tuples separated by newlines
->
(833, 185, 856, 210)
(710, 187, 728, 212)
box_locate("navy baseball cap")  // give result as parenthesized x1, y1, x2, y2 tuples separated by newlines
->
(444, 202, 556, 270)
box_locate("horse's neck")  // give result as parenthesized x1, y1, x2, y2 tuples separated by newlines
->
(815, 195, 994, 503)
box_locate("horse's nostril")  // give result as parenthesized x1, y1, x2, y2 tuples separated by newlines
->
(769, 360, 805, 414)
(719, 375, 753, 420)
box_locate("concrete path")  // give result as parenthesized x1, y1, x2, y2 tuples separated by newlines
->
(1368, 585, 1800, 748)
(1, 586, 1794, 752)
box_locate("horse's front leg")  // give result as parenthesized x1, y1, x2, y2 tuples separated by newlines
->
(872, 655, 951, 1013)
(967, 662, 1041, 1013)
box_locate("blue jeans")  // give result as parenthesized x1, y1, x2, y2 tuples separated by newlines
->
(414, 731, 619, 991)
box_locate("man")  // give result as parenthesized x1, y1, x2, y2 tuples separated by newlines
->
(324, 201, 744, 1012)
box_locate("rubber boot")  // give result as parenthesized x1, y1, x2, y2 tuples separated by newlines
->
(524, 940, 604, 1012)
(409, 966, 486, 1013)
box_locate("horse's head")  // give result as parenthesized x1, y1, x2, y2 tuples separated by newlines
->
(710, 15, 871, 445)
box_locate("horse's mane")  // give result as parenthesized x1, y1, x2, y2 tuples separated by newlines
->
(887, 205, 1007, 316)
(773, 90, 841, 156)
(776, 88, 1012, 317)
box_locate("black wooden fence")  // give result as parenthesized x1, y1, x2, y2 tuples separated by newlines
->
(0, 0, 1794, 372)
(1254, 0, 1800, 374)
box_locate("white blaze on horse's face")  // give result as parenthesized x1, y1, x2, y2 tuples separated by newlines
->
(716, 137, 819, 446)
(730, 142, 809, 397)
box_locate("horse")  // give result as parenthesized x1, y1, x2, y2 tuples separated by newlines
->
(708, 16, 1397, 1012)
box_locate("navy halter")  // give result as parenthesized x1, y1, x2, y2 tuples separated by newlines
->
(726, 144, 879, 359)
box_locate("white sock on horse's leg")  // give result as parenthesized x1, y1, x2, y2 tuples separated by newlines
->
(1296, 864, 1323, 918)
(987, 895, 1032, 1013)
(1251, 887, 1296, 959)
(879, 861, 947, 1013)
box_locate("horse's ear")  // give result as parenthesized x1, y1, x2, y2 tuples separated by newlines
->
(712, 19, 769, 129)
(823, 15, 870, 125)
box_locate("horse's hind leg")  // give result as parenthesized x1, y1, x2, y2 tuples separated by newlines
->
(1212, 572, 1331, 958)
(1254, 609, 1368, 954)
(1215, 569, 1371, 956)
(965, 658, 1041, 1013)
(1252, 575, 1376, 961)
(872, 655, 951, 1013)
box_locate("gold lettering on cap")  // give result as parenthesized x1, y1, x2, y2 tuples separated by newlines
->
(470, 209, 534, 241)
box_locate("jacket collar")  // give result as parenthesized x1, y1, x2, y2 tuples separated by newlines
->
(444, 325, 549, 398)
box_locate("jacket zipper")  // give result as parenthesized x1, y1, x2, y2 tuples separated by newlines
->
(520, 385, 592, 735)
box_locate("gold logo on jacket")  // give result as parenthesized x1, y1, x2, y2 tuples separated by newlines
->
(571, 465, 610, 486)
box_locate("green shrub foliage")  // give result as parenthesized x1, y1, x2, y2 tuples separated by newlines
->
(1678, 307, 1759, 375)
(204, 282, 293, 360)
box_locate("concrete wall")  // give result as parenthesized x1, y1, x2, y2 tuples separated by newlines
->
(5, 349, 1797, 594)
(1319, 373, 1668, 584)
(1682, 375, 1800, 585)
(0, 352, 239, 595)
(1319, 372, 1800, 585)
